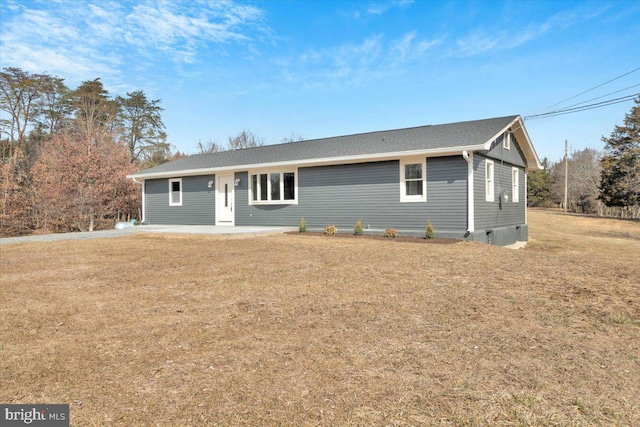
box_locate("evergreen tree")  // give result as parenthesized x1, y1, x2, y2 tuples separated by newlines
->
(116, 90, 168, 163)
(527, 157, 554, 207)
(599, 97, 640, 210)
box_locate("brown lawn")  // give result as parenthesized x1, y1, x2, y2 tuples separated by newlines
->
(1, 209, 639, 426)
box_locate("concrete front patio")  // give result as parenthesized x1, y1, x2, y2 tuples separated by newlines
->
(0, 225, 297, 245)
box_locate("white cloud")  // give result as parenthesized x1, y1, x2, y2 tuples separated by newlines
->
(391, 31, 443, 64)
(0, 0, 267, 86)
(344, 0, 414, 18)
(281, 31, 441, 89)
(453, 3, 613, 57)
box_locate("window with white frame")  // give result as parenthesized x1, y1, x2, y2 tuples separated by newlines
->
(503, 132, 511, 150)
(512, 167, 519, 203)
(250, 170, 297, 204)
(169, 178, 182, 206)
(400, 158, 427, 202)
(485, 160, 494, 202)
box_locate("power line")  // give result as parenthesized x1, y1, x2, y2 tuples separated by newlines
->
(543, 66, 640, 110)
(529, 93, 639, 118)
(524, 93, 639, 120)
(558, 83, 640, 110)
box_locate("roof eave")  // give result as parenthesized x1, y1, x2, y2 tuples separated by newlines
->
(126, 145, 486, 180)
(481, 116, 542, 171)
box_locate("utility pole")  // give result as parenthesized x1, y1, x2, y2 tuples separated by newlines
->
(564, 139, 568, 214)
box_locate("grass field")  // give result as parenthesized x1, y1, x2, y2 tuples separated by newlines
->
(1, 209, 639, 426)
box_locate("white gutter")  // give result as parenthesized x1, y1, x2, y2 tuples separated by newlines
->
(131, 177, 145, 224)
(127, 145, 487, 180)
(524, 172, 528, 226)
(462, 150, 474, 233)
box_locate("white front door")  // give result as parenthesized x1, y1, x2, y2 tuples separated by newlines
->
(216, 174, 234, 225)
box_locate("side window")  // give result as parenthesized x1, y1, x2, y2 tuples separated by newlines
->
(400, 158, 427, 202)
(169, 178, 182, 206)
(485, 160, 494, 202)
(512, 167, 519, 203)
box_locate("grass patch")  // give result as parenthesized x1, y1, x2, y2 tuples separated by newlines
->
(1, 209, 639, 425)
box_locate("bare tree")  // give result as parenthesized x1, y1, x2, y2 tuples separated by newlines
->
(228, 129, 265, 150)
(550, 148, 602, 213)
(197, 139, 224, 153)
(280, 133, 305, 143)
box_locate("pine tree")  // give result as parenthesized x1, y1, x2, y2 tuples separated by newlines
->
(598, 97, 640, 211)
(527, 157, 554, 207)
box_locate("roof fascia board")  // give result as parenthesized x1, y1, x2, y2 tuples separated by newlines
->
(481, 116, 542, 171)
(482, 116, 521, 150)
(127, 145, 485, 180)
(516, 120, 543, 170)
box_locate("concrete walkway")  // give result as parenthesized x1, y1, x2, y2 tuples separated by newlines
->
(505, 241, 528, 250)
(0, 225, 297, 245)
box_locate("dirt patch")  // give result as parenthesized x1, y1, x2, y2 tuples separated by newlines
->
(1, 209, 639, 426)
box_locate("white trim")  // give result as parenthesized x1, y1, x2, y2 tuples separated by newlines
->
(128, 146, 485, 180)
(141, 180, 146, 223)
(400, 157, 427, 203)
(485, 160, 495, 202)
(512, 167, 519, 203)
(504, 132, 511, 150)
(248, 167, 298, 205)
(525, 172, 528, 224)
(482, 116, 542, 171)
(169, 178, 182, 206)
(463, 151, 474, 232)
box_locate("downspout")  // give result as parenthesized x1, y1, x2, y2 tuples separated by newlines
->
(524, 171, 528, 225)
(462, 151, 474, 234)
(132, 177, 146, 224)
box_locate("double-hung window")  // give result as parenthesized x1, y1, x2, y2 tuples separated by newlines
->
(512, 167, 519, 203)
(400, 158, 427, 202)
(485, 160, 494, 202)
(169, 178, 182, 206)
(250, 170, 297, 204)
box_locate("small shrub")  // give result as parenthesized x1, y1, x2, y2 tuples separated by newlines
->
(299, 217, 307, 233)
(354, 219, 364, 235)
(383, 228, 398, 238)
(324, 224, 338, 235)
(425, 220, 435, 239)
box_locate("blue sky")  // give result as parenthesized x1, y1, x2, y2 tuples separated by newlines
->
(1, 0, 639, 163)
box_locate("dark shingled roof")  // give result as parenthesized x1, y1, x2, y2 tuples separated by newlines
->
(130, 115, 520, 177)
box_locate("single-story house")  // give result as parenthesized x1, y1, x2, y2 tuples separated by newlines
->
(127, 115, 542, 246)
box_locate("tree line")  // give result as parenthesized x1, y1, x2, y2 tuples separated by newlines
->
(0, 67, 174, 236)
(0, 67, 306, 237)
(527, 97, 639, 218)
(2, 66, 637, 237)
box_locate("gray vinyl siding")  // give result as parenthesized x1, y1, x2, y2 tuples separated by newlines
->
(235, 157, 468, 233)
(474, 154, 525, 230)
(482, 133, 527, 167)
(145, 175, 216, 225)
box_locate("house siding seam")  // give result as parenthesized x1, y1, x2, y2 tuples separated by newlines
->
(235, 157, 468, 233)
(145, 175, 216, 225)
